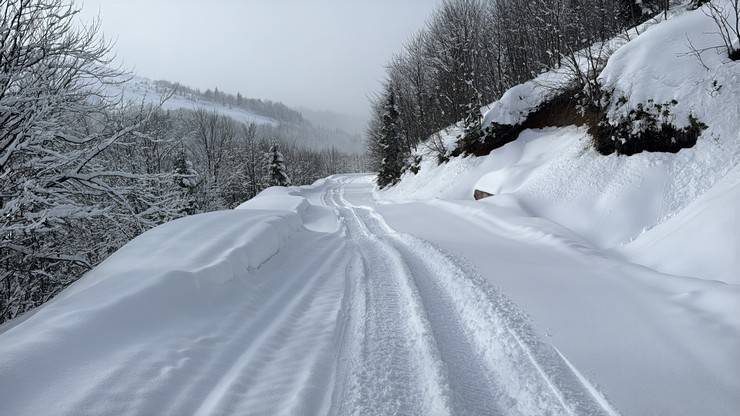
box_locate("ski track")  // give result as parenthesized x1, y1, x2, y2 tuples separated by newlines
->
(10, 175, 621, 416)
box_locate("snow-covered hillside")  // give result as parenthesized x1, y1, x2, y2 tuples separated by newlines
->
(385, 2, 740, 286)
(105, 75, 281, 126)
(103, 74, 366, 153)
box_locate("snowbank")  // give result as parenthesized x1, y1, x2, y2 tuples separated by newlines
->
(14, 208, 302, 326)
(386, 121, 739, 284)
(0, 209, 302, 407)
(238, 184, 341, 233)
(236, 186, 311, 214)
(623, 164, 740, 285)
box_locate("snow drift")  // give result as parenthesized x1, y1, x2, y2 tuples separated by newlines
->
(0, 179, 347, 415)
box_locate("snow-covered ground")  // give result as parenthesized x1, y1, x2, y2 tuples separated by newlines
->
(377, 170, 740, 415)
(1, 3, 738, 416)
(0, 175, 738, 416)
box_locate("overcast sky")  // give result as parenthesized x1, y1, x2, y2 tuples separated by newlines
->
(78, 0, 441, 121)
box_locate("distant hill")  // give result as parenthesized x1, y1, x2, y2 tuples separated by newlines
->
(106, 74, 365, 153)
(153, 80, 305, 125)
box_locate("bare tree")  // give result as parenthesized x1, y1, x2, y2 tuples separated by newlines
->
(704, 0, 740, 60)
(190, 109, 232, 182)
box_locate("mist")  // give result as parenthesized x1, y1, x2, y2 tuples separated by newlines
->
(78, 0, 442, 124)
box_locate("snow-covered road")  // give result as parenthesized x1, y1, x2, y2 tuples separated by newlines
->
(0, 174, 737, 416)
(325, 177, 618, 416)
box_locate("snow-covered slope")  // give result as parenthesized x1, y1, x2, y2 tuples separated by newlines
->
(622, 163, 740, 284)
(384, 2, 740, 285)
(103, 74, 366, 153)
(599, 3, 740, 143)
(105, 75, 280, 126)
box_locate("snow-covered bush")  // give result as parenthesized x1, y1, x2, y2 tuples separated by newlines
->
(591, 98, 708, 155)
(402, 155, 423, 175)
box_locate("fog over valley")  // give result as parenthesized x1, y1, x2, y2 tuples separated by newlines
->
(78, 0, 443, 125)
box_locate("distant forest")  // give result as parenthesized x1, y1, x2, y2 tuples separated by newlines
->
(148, 80, 365, 153)
(154, 80, 305, 124)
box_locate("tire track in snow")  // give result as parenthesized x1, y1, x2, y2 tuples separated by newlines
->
(325, 250, 367, 416)
(353, 205, 506, 416)
(391, 232, 621, 416)
(327, 186, 454, 416)
(330, 178, 621, 416)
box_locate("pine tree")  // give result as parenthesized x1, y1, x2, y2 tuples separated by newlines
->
(173, 152, 199, 214)
(174, 153, 199, 190)
(376, 90, 405, 188)
(267, 145, 291, 187)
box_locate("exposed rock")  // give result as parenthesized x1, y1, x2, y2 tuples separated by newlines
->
(474, 189, 494, 200)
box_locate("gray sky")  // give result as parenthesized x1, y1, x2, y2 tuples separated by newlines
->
(78, 0, 441, 121)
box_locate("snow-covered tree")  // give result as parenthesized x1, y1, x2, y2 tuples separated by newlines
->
(174, 153, 199, 190)
(241, 124, 264, 199)
(0, 0, 181, 322)
(267, 145, 291, 187)
(457, 58, 490, 146)
(376, 90, 406, 188)
(0, 0, 365, 323)
(172, 151, 199, 214)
